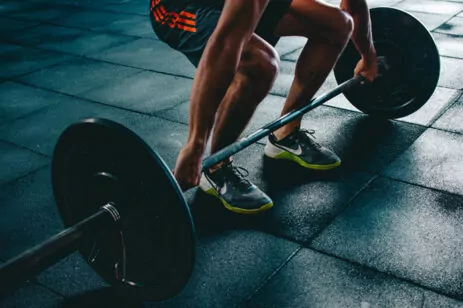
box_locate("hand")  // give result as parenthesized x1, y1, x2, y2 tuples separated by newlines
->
(173, 145, 203, 191)
(354, 54, 379, 83)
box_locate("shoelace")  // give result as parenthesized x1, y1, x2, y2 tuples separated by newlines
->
(296, 129, 322, 150)
(223, 164, 252, 189)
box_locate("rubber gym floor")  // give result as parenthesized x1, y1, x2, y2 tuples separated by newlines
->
(1, 0, 463, 307)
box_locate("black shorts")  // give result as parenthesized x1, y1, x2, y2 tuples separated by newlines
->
(150, 0, 293, 67)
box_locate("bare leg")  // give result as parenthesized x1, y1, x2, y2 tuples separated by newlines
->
(272, 0, 353, 140)
(209, 34, 279, 169)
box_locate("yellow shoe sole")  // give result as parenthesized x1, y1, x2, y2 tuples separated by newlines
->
(264, 151, 341, 170)
(202, 188, 273, 215)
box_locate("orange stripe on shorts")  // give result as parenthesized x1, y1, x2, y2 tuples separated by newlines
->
(177, 24, 196, 32)
(178, 17, 195, 26)
(180, 11, 195, 19)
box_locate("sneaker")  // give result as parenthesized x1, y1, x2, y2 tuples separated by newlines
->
(264, 128, 341, 170)
(199, 162, 273, 214)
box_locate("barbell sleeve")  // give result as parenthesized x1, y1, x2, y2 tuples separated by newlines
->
(0, 204, 120, 295)
(202, 74, 365, 169)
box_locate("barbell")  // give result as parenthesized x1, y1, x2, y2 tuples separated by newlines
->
(0, 7, 440, 302)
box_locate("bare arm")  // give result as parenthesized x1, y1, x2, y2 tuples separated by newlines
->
(341, 0, 376, 61)
(186, 0, 269, 154)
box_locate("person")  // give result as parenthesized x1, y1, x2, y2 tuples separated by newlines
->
(150, 0, 378, 214)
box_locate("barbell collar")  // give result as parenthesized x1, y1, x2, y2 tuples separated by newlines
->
(0, 204, 119, 295)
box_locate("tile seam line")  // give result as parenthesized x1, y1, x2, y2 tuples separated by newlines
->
(304, 245, 463, 303)
(306, 174, 381, 243)
(240, 246, 303, 306)
(439, 54, 463, 61)
(0, 138, 51, 159)
(428, 90, 463, 127)
(396, 7, 463, 18)
(1, 50, 79, 80)
(6, 17, 162, 42)
(427, 7, 463, 32)
(3, 5, 148, 19)
(7, 76, 180, 120)
(0, 104, 62, 131)
(379, 174, 463, 198)
(432, 30, 463, 39)
(4, 42, 195, 81)
(0, 164, 49, 190)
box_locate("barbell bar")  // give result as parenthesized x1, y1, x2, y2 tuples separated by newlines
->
(0, 7, 440, 302)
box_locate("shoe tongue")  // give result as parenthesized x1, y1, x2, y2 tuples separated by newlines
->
(277, 131, 300, 149)
(224, 165, 252, 189)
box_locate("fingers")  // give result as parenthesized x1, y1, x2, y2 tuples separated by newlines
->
(173, 170, 200, 191)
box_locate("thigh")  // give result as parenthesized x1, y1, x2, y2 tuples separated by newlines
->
(254, 0, 293, 46)
(273, 0, 347, 40)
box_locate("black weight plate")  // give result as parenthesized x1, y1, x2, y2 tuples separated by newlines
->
(51, 118, 196, 301)
(334, 7, 440, 119)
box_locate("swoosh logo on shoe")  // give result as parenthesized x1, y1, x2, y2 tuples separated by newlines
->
(219, 184, 227, 195)
(277, 144, 302, 155)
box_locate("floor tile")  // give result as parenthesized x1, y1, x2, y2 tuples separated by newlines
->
(7, 24, 84, 47)
(0, 17, 38, 39)
(433, 94, 463, 134)
(423, 290, 463, 308)
(81, 71, 192, 114)
(0, 141, 49, 187)
(312, 177, 463, 298)
(275, 37, 307, 58)
(0, 47, 74, 79)
(438, 56, 463, 89)
(10, 5, 81, 22)
(394, 0, 463, 15)
(382, 128, 463, 195)
(433, 32, 463, 59)
(435, 16, 463, 35)
(36, 253, 108, 297)
(0, 282, 64, 308)
(19, 58, 141, 96)
(94, 14, 157, 39)
(0, 99, 188, 162)
(248, 248, 425, 308)
(398, 86, 459, 126)
(145, 230, 298, 308)
(0, 81, 71, 121)
(0, 43, 22, 55)
(89, 38, 196, 77)
(53, 9, 126, 30)
(39, 32, 136, 57)
(409, 11, 452, 31)
(0, 168, 60, 261)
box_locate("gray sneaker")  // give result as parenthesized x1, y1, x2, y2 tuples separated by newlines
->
(199, 162, 273, 214)
(264, 128, 341, 170)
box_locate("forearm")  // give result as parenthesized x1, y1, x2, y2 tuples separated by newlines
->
(186, 37, 242, 153)
(343, 0, 376, 60)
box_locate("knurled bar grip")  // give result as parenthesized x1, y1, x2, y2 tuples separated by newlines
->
(0, 204, 120, 294)
(202, 74, 364, 169)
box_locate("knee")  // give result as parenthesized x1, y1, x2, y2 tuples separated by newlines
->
(331, 10, 354, 47)
(240, 46, 279, 93)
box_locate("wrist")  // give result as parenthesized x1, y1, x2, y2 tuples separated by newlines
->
(362, 47, 377, 63)
(185, 139, 206, 156)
